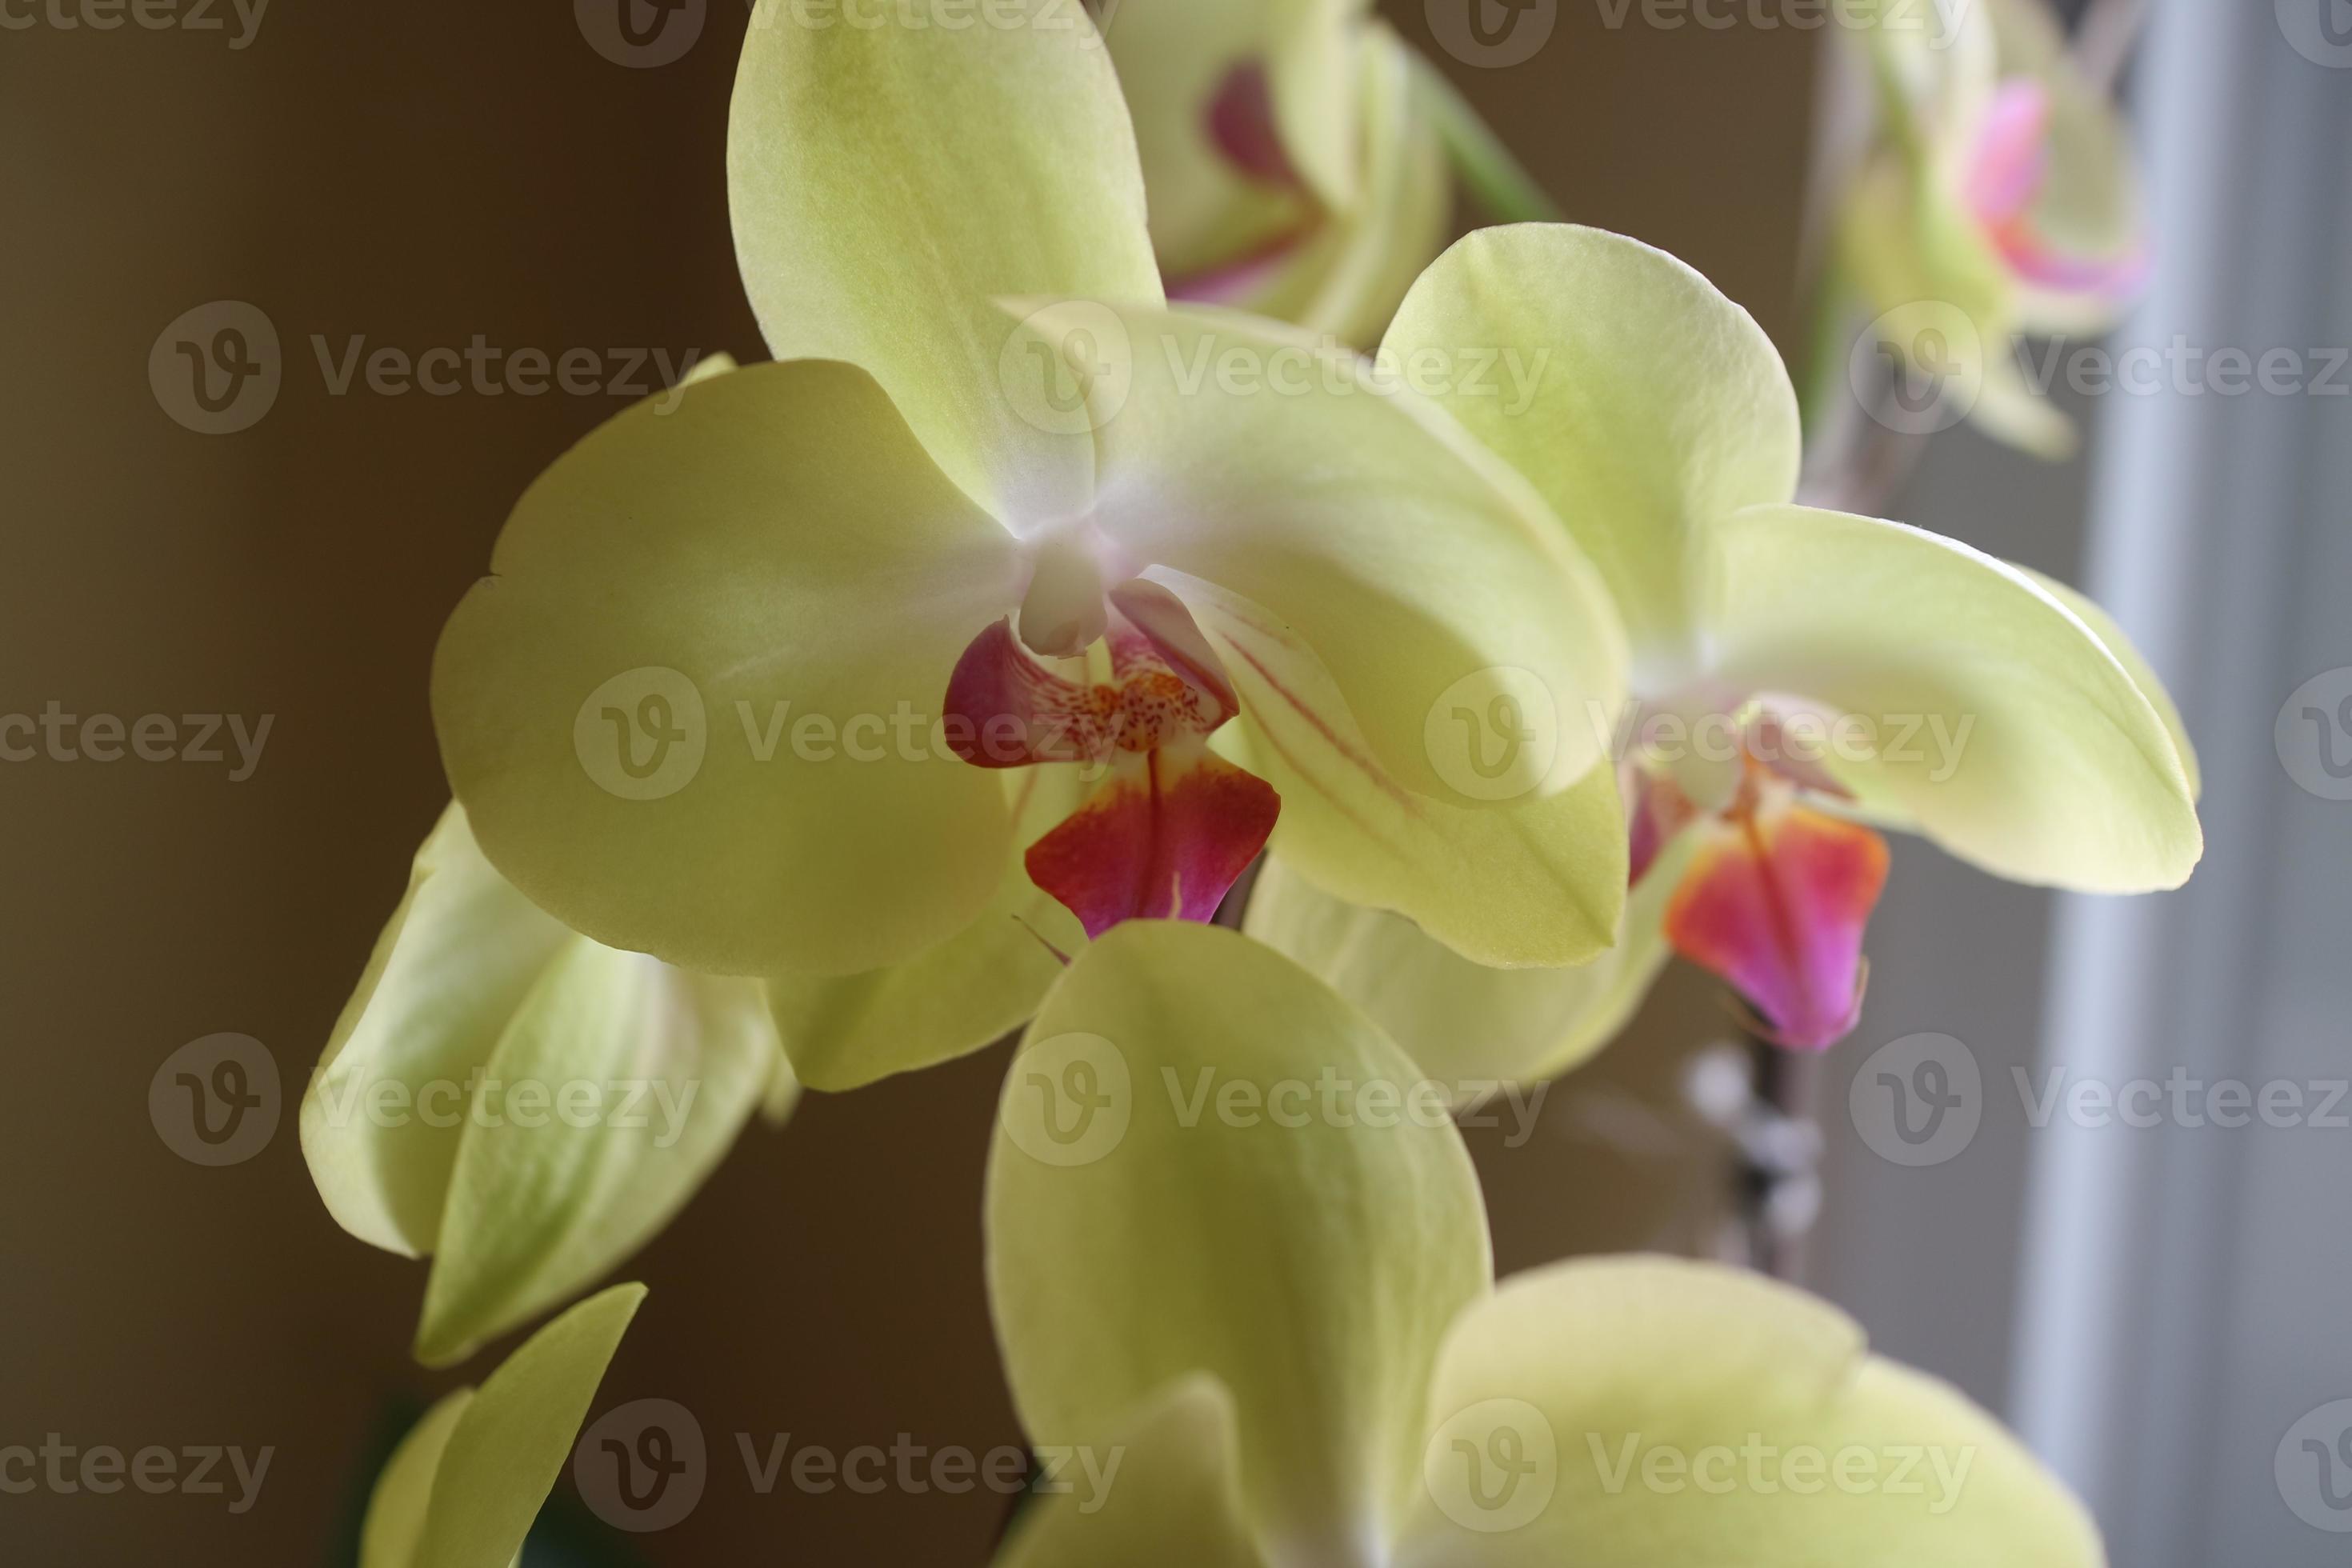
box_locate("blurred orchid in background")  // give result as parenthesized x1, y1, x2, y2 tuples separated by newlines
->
(986, 922, 2106, 1567)
(1094, 0, 1558, 346)
(1249, 223, 2199, 1069)
(1834, 0, 2146, 458)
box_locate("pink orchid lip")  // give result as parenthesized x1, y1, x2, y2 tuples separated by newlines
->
(1965, 78, 2147, 303)
(942, 593, 1278, 938)
(1630, 709, 1889, 1053)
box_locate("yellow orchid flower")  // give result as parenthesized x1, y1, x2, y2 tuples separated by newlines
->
(429, 2, 1630, 1100)
(1247, 224, 2199, 1072)
(1097, 0, 1559, 349)
(988, 922, 2104, 1566)
(1837, 0, 2146, 457)
(303, 804, 790, 1368)
(358, 1283, 642, 1568)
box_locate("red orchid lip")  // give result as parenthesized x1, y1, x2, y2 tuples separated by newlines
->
(942, 594, 1278, 938)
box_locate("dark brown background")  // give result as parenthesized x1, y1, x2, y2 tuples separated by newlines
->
(2, 2, 1823, 1560)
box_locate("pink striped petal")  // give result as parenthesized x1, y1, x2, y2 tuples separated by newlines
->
(1025, 742, 1281, 938)
(1664, 798, 1890, 1053)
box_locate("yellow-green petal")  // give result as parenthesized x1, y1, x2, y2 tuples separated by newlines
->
(767, 766, 1090, 1092)
(304, 804, 570, 1258)
(370, 1284, 644, 1568)
(2017, 565, 2198, 798)
(1703, 504, 2201, 892)
(1383, 226, 1803, 662)
(1398, 1257, 2102, 1567)
(987, 921, 1490, 1559)
(1171, 569, 1622, 968)
(415, 943, 774, 1367)
(360, 1390, 474, 1568)
(432, 360, 1020, 979)
(994, 1377, 1267, 1568)
(727, 0, 1159, 522)
(1243, 830, 1690, 1091)
(1070, 302, 1626, 806)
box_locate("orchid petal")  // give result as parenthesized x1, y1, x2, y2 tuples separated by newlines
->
(1397, 1258, 2102, 1567)
(1070, 302, 1626, 806)
(2015, 566, 2199, 798)
(414, 943, 774, 1367)
(1169, 569, 1625, 968)
(1663, 796, 1890, 1053)
(398, 1284, 644, 1568)
(994, 1377, 1268, 1568)
(1026, 742, 1281, 938)
(360, 1390, 471, 1568)
(1703, 504, 2202, 892)
(304, 804, 571, 1259)
(432, 360, 1020, 978)
(726, 0, 1159, 522)
(767, 767, 1089, 1092)
(987, 921, 1490, 1560)
(1383, 226, 1802, 662)
(1242, 830, 1690, 1090)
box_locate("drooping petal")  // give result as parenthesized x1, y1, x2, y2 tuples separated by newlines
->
(1069, 302, 1626, 806)
(987, 922, 1490, 1560)
(303, 804, 571, 1259)
(726, 0, 1159, 522)
(1394, 1258, 2102, 1568)
(1170, 569, 1624, 968)
(766, 766, 1090, 1092)
(994, 1377, 1268, 1568)
(431, 360, 1021, 978)
(1024, 742, 1280, 939)
(1702, 504, 2202, 892)
(1663, 794, 1890, 1053)
(414, 943, 775, 1367)
(1382, 226, 1802, 662)
(359, 1390, 472, 1568)
(364, 1284, 643, 1568)
(1242, 830, 1690, 1090)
